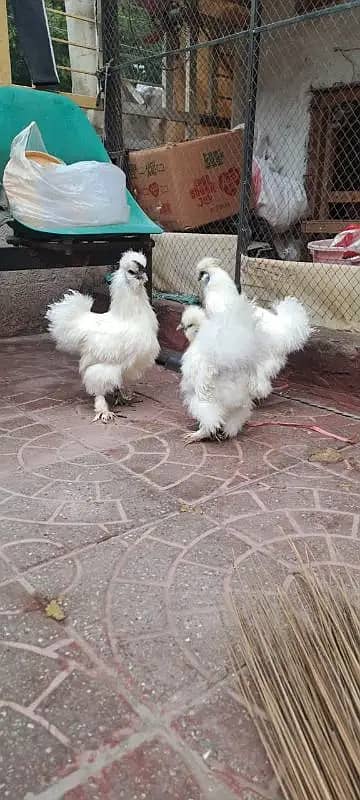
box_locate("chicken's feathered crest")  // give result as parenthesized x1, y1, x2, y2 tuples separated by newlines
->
(178, 305, 206, 342)
(109, 250, 148, 304)
(119, 249, 147, 271)
(197, 258, 240, 314)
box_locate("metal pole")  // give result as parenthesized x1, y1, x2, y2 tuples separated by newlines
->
(235, 0, 262, 288)
(101, 0, 124, 167)
(185, 3, 199, 140)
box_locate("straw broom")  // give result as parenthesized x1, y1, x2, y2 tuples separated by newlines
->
(230, 570, 360, 800)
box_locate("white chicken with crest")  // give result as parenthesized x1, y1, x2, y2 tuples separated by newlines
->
(46, 251, 159, 422)
(179, 257, 310, 443)
(198, 258, 310, 403)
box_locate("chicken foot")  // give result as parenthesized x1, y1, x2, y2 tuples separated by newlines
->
(93, 395, 115, 423)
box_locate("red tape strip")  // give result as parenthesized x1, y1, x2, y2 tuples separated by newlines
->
(246, 420, 354, 444)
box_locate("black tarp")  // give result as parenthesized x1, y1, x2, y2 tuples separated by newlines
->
(10, 0, 60, 87)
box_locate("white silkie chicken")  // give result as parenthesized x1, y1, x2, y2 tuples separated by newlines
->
(178, 297, 262, 444)
(46, 251, 159, 422)
(197, 257, 311, 402)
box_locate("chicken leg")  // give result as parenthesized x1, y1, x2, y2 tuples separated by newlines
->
(183, 426, 209, 445)
(93, 395, 114, 423)
(223, 402, 252, 439)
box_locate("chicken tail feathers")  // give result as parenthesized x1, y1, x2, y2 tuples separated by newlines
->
(270, 297, 311, 355)
(46, 291, 93, 354)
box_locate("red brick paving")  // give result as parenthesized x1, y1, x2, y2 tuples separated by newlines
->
(1, 335, 360, 799)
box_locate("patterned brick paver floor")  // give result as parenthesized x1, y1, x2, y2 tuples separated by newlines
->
(1, 335, 360, 799)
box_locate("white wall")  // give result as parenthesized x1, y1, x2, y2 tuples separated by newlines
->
(255, 3, 360, 184)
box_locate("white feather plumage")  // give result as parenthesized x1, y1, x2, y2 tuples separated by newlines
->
(46, 250, 159, 422)
(248, 297, 311, 399)
(180, 259, 310, 442)
(198, 257, 311, 402)
(180, 298, 260, 443)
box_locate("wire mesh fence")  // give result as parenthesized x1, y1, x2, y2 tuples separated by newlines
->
(99, 0, 360, 330)
(241, 0, 360, 331)
(111, 3, 254, 288)
(4, 1, 360, 329)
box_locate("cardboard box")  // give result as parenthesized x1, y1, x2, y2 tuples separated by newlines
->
(128, 129, 244, 231)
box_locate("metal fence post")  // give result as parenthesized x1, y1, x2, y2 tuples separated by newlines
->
(235, 0, 262, 289)
(101, 0, 124, 168)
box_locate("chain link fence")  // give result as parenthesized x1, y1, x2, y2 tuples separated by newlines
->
(6, 1, 360, 329)
(101, 0, 360, 330)
(240, 0, 360, 331)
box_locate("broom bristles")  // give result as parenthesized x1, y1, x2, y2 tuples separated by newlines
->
(230, 568, 360, 800)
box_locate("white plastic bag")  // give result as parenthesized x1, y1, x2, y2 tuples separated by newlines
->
(3, 122, 130, 229)
(252, 156, 308, 232)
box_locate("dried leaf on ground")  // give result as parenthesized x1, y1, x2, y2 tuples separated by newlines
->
(179, 503, 204, 515)
(308, 447, 344, 464)
(45, 599, 65, 622)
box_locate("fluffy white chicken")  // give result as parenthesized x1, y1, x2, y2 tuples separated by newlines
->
(179, 258, 310, 443)
(178, 297, 261, 444)
(197, 257, 311, 402)
(46, 250, 159, 422)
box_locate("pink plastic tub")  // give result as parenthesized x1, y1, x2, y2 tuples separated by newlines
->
(308, 239, 358, 264)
